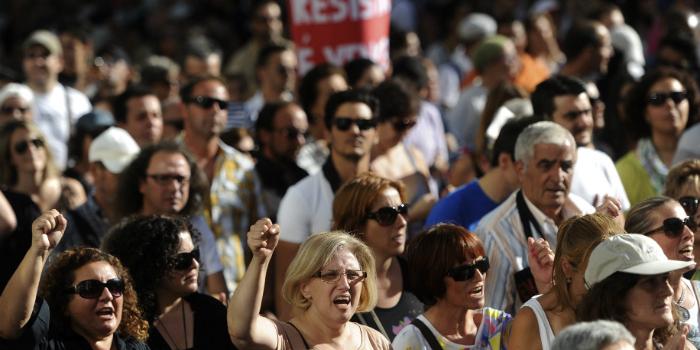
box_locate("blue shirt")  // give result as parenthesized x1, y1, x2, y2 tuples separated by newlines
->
(424, 180, 498, 231)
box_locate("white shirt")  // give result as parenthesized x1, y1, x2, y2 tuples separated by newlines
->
(673, 123, 700, 165)
(277, 170, 334, 243)
(571, 147, 631, 210)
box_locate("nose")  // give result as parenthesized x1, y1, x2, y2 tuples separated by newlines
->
(99, 286, 115, 301)
(683, 224, 695, 242)
(473, 267, 485, 281)
(660, 279, 673, 298)
(396, 212, 408, 228)
(337, 272, 351, 289)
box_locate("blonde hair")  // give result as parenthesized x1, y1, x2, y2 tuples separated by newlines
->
(282, 231, 377, 313)
(0, 120, 58, 186)
(664, 159, 700, 199)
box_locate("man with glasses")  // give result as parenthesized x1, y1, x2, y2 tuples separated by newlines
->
(112, 85, 163, 148)
(179, 75, 264, 293)
(254, 101, 309, 221)
(275, 89, 379, 320)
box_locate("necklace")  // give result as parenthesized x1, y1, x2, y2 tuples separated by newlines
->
(674, 284, 691, 322)
(677, 283, 686, 305)
(157, 300, 189, 350)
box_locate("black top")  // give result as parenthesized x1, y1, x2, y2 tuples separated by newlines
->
(0, 299, 150, 350)
(0, 189, 41, 290)
(255, 155, 308, 198)
(55, 194, 110, 254)
(147, 293, 237, 350)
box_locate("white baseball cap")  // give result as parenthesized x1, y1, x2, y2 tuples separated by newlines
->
(584, 234, 695, 288)
(88, 127, 140, 173)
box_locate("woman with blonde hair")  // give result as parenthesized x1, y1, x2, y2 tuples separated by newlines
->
(228, 218, 390, 349)
(508, 213, 622, 350)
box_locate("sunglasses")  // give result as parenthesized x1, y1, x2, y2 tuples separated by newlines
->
(13, 138, 44, 154)
(366, 203, 408, 226)
(393, 119, 417, 132)
(66, 278, 125, 299)
(188, 96, 229, 110)
(647, 91, 687, 106)
(1, 106, 30, 115)
(146, 174, 190, 186)
(643, 217, 697, 238)
(171, 248, 200, 270)
(275, 127, 308, 140)
(679, 197, 700, 217)
(313, 269, 367, 284)
(446, 257, 490, 281)
(333, 117, 377, 131)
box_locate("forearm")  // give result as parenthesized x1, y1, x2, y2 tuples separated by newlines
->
(228, 255, 270, 342)
(0, 247, 48, 338)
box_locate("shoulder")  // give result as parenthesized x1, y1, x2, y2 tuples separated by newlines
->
(391, 323, 426, 349)
(615, 151, 641, 170)
(506, 306, 541, 350)
(476, 193, 518, 231)
(357, 323, 391, 348)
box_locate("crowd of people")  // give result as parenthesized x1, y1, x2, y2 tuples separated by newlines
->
(2, 0, 700, 349)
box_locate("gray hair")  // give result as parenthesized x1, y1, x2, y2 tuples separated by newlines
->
(514, 121, 576, 167)
(551, 320, 636, 350)
(625, 196, 675, 234)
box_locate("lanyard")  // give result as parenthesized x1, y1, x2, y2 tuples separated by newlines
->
(516, 190, 544, 240)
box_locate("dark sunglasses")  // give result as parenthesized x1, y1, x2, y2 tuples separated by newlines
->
(13, 138, 44, 154)
(446, 257, 490, 281)
(147, 174, 190, 185)
(275, 127, 308, 140)
(66, 278, 125, 299)
(644, 217, 697, 238)
(647, 91, 687, 106)
(1, 106, 30, 114)
(333, 117, 377, 131)
(393, 119, 417, 132)
(188, 96, 228, 110)
(366, 204, 408, 226)
(171, 248, 200, 270)
(679, 197, 700, 217)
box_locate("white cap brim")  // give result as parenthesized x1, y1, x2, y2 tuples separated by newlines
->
(621, 260, 695, 276)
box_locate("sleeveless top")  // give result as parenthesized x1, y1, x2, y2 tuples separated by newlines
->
(522, 295, 554, 350)
(272, 319, 391, 349)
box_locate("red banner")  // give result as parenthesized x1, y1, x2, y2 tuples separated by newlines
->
(288, 0, 391, 75)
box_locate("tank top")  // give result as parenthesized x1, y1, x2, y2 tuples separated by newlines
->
(522, 295, 554, 350)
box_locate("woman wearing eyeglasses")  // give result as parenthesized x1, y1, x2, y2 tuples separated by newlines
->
(626, 196, 700, 348)
(0, 210, 149, 349)
(665, 160, 700, 269)
(228, 218, 391, 349)
(616, 68, 700, 207)
(369, 80, 437, 236)
(332, 173, 423, 340)
(102, 215, 235, 350)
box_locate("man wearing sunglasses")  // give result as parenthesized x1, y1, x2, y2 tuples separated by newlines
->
(275, 89, 379, 320)
(179, 75, 264, 293)
(475, 121, 595, 314)
(254, 101, 309, 221)
(532, 75, 630, 212)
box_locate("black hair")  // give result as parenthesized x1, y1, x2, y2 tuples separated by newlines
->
(112, 85, 156, 124)
(490, 115, 539, 167)
(255, 43, 290, 69)
(324, 89, 379, 130)
(343, 58, 377, 88)
(298, 63, 346, 122)
(531, 75, 588, 119)
(371, 79, 419, 123)
(562, 20, 604, 61)
(391, 55, 429, 91)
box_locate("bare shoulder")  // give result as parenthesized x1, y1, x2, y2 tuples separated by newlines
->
(507, 306, 542, 350)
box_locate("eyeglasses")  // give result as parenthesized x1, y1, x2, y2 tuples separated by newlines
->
(275, 127, 307, 140)
(171, 248, 200, 270)
(643, 217, 697, 237)
(647, 91, 687, 106)
(13, 138, 44, 154)
(366, 204, 408, 226)
(313, 269, 367, 284)
(333, 117, 377, 131)
(146, 174, 190, 185)
(679, 197, 700, 217)
(188, 96, 229, 110)
(393, 119, 417, 132)
(65, 278, 125, 299)
(0, 106, 30, 115)
(446, 257, 490, 281)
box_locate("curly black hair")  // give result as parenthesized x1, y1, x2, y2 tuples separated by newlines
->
(101, 215, 202, 322)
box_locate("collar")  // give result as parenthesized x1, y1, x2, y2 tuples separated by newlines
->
(522, 191, 585, 226)
(522, 192, 556, 228)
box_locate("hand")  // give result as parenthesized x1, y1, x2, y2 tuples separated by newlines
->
(662, 324, 690, 350)
(60, 178, 87, 210)
(594, 195, 625, 229)
(528, 237, 554, 292)
(247, 218, 279, 259)
(31, 210, 67, 252)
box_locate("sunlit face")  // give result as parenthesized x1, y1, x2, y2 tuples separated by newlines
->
(159, 231, 199, 296)
(517, 143, 576, 214)
(9, 127, 46, 174)
(327, 102, 376, 161)
(624, 273, 674, 333)
(676, 183, 700, 266)
(645, 77, 689, 137)
(66, 261, 123, 341)
(363, 187, 407, 258)
(22, 45, 63, 86)
(301, 248, 364, 324)
(122, 95, 163, 147)
(646, 202, 695, 263)
(442, 255, 486, 309)
(139, 151, 191, 215)
(184, 79, 229, 139)
(551, 93, 594, 147)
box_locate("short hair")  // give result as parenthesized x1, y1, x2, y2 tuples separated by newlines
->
(179, 75, 226, 103)
(298, 63, 346, 121)
(489, 116, 539, 167)
(531, 75, 588, 119)
(114, 142, 207, 218)
(391, 56, 429, 91)
(255, 43, 290, 69)
(514, 121, 576, 167)
(625, 196, 675, 234)
(282, 231, 377, 312)
(657, 32, 699, 72)
(0, 120, 58, 186)
(551, 320, 635, 350)
(371, 79, 420, 123)
(343, 58, 378, 88)
(562, 20, 605, 60)
(552, 214, 622, 312)
(112, 85, 156, 124)
(183, 38, 222, 61)
(624, 67, 700, 141)
(332, 173, 406, 235)
(40, 247, 148, 342)
(665, 159, 700, 199)
(406, 224, 485, 307)
(140, 56, 179, 86)
(324, 89, 379, 130)
(102, 215, 201, 322)
(254, 101, 297, 147)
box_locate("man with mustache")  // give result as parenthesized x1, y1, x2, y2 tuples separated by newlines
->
(531, 75, 630, 211)
(474, 121, 595, 314)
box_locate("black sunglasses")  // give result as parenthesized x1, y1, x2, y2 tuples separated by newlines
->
(66, 278, 125, 299)
(643, 217, 697, 238)
(446, 257, 490, 281)
(333, 117, 377, 131)
(647, 91, 687, 106)
(393, 119, 417, 132)
(147, 174, 190, 185)
(13, 138, 44, 154)
(366, 204, 408, 226)
(171, 248, 200, 270)
(188, 96, 229, 110)
(679, 196, 700, 217)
